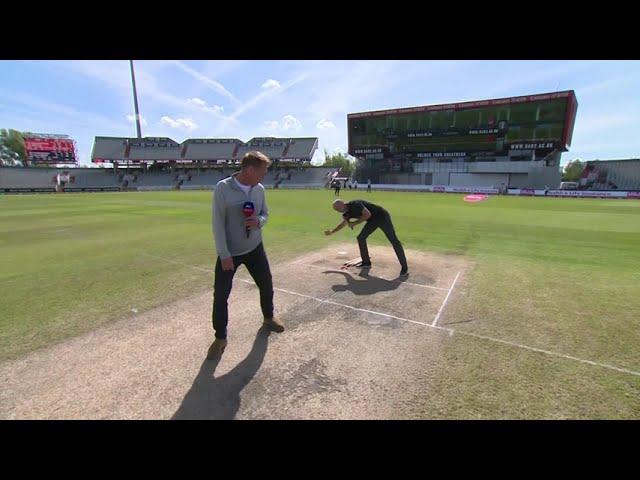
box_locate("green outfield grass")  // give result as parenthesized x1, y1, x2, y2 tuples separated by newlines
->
(1, 189, 639, 418)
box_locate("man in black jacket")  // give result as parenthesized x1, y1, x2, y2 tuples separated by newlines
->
(324, 199, 408, 276)
(331, 179, 341, 196)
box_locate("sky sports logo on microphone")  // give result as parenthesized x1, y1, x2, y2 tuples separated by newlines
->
(243, 201, 255, 238)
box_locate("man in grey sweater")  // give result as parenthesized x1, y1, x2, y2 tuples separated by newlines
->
(208, 151, 284, 359)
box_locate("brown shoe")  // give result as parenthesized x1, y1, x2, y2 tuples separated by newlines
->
(263, 317, 285, 333)
(206, 338, 227, 359)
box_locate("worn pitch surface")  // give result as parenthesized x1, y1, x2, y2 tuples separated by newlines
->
(0, 245, 470, 419)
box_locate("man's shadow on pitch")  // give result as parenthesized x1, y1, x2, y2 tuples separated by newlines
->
(172, 326, 271, 420)
(324, 269, 406, 296)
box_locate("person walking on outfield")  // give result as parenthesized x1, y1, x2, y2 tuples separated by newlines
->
(367, 179, 372, 193)
(208, 151, 284, 359)
(332, 179, 341, 196)
(324, 199, 408, 276)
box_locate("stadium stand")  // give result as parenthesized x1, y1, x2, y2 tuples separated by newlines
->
(187, 170, 229, 186)
(91, 136, 317, 164)
(0, 166, 58, 188)
(0, 167, 121, 192)
(127, 137, 182, 161)
(91, 137, 128, 162)
(70, 169, 121, 188)
(182, 139, 238, 161)
(579, 159, 640, 191)
(2, 134, 328, 192)
(0, 165, 337, 192)
(282, 138, 318, 160)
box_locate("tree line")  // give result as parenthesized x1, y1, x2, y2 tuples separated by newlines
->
(0, 129, 29, 166)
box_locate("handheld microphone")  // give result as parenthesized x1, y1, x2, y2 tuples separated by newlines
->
(243, 201, 255, 238)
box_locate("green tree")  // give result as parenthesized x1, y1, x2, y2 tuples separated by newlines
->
(0, 144, 20, 166)
(0, 129, 28, 161)
(562, 159, 585, 182)
(321, 149, 356, 177)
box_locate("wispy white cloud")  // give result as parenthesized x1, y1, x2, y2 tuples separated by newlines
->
(261, 79, 281, 90)
(227, 73, 309, 123)
(160, 116, 198, 131)
(187, 97, 224, 114)
(172, 60, 240, 104)
(262, 115, 302, 134)
(50, 61, 235, 126)
(186, 97, 207, 107)
(316, 118, 335, 130)
(200, 61, 248, 79)
(281, 114, 301, 131)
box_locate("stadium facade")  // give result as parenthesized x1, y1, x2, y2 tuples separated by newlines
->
(348, 91, 578, 189)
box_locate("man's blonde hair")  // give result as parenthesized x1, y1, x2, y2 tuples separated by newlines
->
(241, 151, 272, 169)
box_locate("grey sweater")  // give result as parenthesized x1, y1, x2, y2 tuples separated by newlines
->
(212, 173, 269, 259)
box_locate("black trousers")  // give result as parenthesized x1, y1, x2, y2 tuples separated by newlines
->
(357, 212, 408, 270)
(212, 242, 274, 339)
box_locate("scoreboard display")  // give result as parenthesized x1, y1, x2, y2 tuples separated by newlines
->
(24, 134, 78, 164)
(348, 91, 578, 160)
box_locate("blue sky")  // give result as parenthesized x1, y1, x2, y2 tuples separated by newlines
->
(1, 60, 639, 166)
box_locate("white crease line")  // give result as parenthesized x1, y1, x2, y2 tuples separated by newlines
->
(458, 330, 640, 378)
(237, 278, 448, 331)
(250, 278, 640, 378)
(432, 271, 461, 326)
(143, 253, 640, 378)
